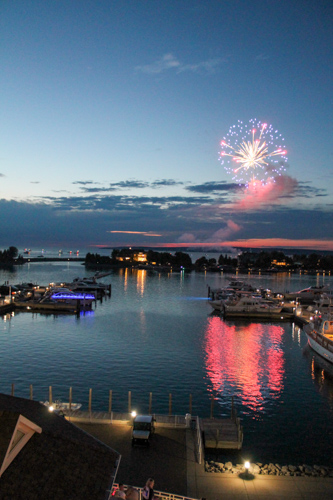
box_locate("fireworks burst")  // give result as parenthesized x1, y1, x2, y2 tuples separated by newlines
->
(219, 119, 288, 186)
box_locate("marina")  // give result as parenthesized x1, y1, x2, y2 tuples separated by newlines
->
(1, 260, 333, 468)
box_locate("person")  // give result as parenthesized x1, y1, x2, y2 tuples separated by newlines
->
(113, 483, 126, 499)
(142, 478, 155, 500)
(125, 486, 139, 500)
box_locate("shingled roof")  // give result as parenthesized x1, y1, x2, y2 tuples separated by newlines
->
(0, 393, 120, 500)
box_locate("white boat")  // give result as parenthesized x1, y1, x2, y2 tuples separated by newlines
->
(222, 295, 283, 318)
(304, 316, 333, 364)
(40, 400, 82, 411)
(313, 293, 333, 316)
(284, 285, 330, 302)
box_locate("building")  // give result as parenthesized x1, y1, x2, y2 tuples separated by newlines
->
(0, 393, 120, 499)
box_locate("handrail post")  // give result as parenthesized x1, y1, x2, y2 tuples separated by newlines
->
(69, 387, 72, 412)
(128, 391, 131, 413)
(149, 392, 152, 414)
(210, 393, 214, 418)
(109, 390, 112, 415)
(88, 388, 92, 418)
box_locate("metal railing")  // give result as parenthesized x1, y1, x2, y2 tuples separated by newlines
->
(109, 483, 199, 500)
(194, 416, 203, 465)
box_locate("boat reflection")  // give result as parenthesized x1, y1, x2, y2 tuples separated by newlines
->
(204, 316, 284, 417)
(303, 344, 333, 407)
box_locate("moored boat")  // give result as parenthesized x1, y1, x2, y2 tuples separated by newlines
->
(222, 295, 283, 318)
(41, 400, 82, 411)
(304, 315, 333, 364)
(284, 285, 330, 302)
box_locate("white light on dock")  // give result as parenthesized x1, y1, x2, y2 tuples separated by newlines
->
(244, 461, 250, 470)
(131, 411, 137, 418)
(49, 406, 54, 412)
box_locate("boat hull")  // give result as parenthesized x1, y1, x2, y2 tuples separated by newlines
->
(305, 326, 333, 364)
(209, 300, 223, 312)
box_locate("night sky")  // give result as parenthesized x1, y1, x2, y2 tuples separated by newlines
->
(1, 1, 332, 251)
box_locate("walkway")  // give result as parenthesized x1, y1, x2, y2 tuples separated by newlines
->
(75, 421, 333, 500)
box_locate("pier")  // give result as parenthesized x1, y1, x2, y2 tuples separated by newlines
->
(8, 384, 243, 457)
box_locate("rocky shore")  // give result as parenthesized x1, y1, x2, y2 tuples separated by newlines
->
(205, 460, 333, 477)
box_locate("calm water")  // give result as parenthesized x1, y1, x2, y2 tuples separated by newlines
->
(1, 260, 333, 466)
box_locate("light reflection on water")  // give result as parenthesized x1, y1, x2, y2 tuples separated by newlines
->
(1, 262, 333, 464)
(204, 318, 284, 417)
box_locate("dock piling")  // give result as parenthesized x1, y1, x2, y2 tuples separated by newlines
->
(169, 393, 172, 416)
(149, 392, 152, 414)
(108, 390, 112, 414)
(29, 384, 33, 400)
(210, 394, 214, 418)
(88, 388, 92, 414)
(128, 391, 131, 413)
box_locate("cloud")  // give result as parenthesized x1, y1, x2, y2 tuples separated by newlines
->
(135, 53, 223, 75)
(81, 186, 117, 193)
(136, 53, 180, 74)
(0, 173, 5, 177)
(0, 192, 332, 250)
(296, 181, 327, 198)
(177, 233, 197, 243)
(30, 181, 40, 184)
(177, 219, 241, 245)
(72, 180, 95, 185)
(151, 179, 184, 188)
(186, 181, 240, 194)
(108, 230, 162, 237)
(110, 180, 150, 189)
(209, 221, 242, 241)
(255, 54, 270, 61)
(230, 175, 299, 210)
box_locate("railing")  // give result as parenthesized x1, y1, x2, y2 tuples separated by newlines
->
(153, 414, 186, 427)
(109, 483, 199, 500)
(195, 416, 203, 465)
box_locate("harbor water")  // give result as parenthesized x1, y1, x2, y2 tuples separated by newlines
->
(1, 259, 333, 466)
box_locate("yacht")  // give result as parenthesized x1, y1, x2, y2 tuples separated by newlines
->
(304, 315, 333, 364)
(222, 294, 283, 318)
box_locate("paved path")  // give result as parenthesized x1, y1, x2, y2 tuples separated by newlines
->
(76, 422, 333, 500)
(76, 422, 188, 495)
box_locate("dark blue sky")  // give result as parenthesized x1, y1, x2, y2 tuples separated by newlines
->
(1, 1, 332, 251)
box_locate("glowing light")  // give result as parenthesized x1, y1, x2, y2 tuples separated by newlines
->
(51, 292, 96, 300)
(219, 119, 288, 186)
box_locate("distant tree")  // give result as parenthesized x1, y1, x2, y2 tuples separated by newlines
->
(195, 256, 208, 268)
(174, 252, 192, 268)
(0, 246, 20, 264)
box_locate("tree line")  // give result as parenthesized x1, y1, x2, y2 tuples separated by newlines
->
(0, 246, 22, 264)
(85, 248, 333, 271)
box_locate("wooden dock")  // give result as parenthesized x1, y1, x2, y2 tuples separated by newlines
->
(64, 410, 243, 450)
(201, 417, 243, 450)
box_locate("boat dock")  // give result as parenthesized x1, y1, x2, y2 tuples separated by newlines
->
(201, 418, 243, 450)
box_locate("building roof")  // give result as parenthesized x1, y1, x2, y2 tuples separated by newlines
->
(0, 393, 120, 500)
